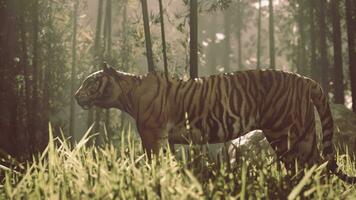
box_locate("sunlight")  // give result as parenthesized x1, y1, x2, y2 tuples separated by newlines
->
(253, 0, 280, 9)
(202, 41, 208, 47)
(215, 33, 225, 43)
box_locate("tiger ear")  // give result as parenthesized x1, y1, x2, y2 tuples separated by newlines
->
(102, 62, 116, 75)
(102, 62, 110, 72)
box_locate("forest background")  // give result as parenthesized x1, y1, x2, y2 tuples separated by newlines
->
(0, 0, 356, 161)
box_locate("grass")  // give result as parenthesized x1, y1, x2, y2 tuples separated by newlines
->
(1, 125, 356, 199)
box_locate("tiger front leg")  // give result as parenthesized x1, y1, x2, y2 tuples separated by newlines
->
(138, 127, 170, 160)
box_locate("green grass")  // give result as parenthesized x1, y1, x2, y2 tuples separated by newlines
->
(1, 125, 356, 199)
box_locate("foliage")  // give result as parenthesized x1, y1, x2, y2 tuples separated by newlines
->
(1, 127, 356, 199)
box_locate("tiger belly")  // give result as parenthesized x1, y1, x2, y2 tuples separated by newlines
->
(167, 116, 250, 144)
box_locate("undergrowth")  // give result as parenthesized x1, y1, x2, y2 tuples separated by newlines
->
(0, 125, 356, 199)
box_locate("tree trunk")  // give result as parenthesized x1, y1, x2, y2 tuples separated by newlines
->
(94, 0, 105, 134)
(120, 0, 130, 132)
(106, 0, 112, 55)
(41, 0, 52, 151)
(70, 0, 79, 140)
(121, 0, 129, 68)
(141, 0, 155, 72)
(31, 0, 40, 152)
(223, 7, 231, 72)
(189, 0, 198, 78)
(104, 0, 112, 137)
(19, 0, 32, 140)
(317, 0, 329, 93)
(256, 0, 262, 69)
(346, 0, 356, 112)
(297, 0, 306, 75)
(159, 0, 168, 77)
(237, 0, 243, 70)
(268, 0, 275, 69)
(88, 0, 104, 130)
(331, 0, 345, 104)
(0, 0, 20, 157)
(309, 0, 318, 82)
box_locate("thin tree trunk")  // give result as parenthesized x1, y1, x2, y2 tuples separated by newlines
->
(317, 0, 329, 93)
(309, 0, 318, 81)
(269, 0, 275, 69)
(297, 0, 306, 75)
(331, 0, 345, 104)
(159, 0, 168, 77)
(88, 0, 104, 130)
(256, 0, 262, 69)
(42, 0, 52, 150)
(223, 7, 231, 72)
(94, 0, 104, 58)
(121, 0, 129, 67)
(120, 0, 130, 132)
(141, 0, 155, 72)
(31, 0, 40, 152)
(105, 0, 112, 55)
(237, 0, 243, 69)
(189, 0, 198, 78)
(94, 0, 105, 134)
(104, 0, 112, 136)
(346, 0, 356, 111)
(19, 0, 32, 137)
(70, 0, 79, 140)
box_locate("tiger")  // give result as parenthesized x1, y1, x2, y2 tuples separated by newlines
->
(75, 63, 356, 183)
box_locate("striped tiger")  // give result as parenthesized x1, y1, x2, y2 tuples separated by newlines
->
(75, 63, 356, 183)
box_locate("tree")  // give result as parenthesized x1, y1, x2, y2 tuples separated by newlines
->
(119, 0, 131, 132)
(268, 0, 275, 69)
(256, 0, 262, 69)
(41, 0, 54, 150)
(0, 0, 21, 157)
(296, 0, 307, 75)
(317, 0, 329, 93)
(237, 0, 243, 69)
(88, 0, 104, 130)
(141, 0, 155, 72)
(19, 0, 32, 143)
(31, 0, 40, 152)
(159, 0, 168, 77)
(309, 0, 318, 82)
(69, 0, 79, 138)
(223, 6, 231, 72)
(331, 0, 345, 104)
(189, 0, 198, 78)
(345, 0, 356, 112)
(104, 0, 112, 134)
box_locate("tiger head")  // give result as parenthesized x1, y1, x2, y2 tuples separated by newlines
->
(75, 63, 120, 110)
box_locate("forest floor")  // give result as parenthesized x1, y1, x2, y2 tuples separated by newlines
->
(1, 126, 356, 199)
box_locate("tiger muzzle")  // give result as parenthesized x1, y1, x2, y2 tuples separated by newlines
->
(74, 92, 92, 110)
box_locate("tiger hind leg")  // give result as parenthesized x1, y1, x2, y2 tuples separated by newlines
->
(263, 110, 320, 173)
(294, 107, 321, 168)
(263, 126, 301, 173)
